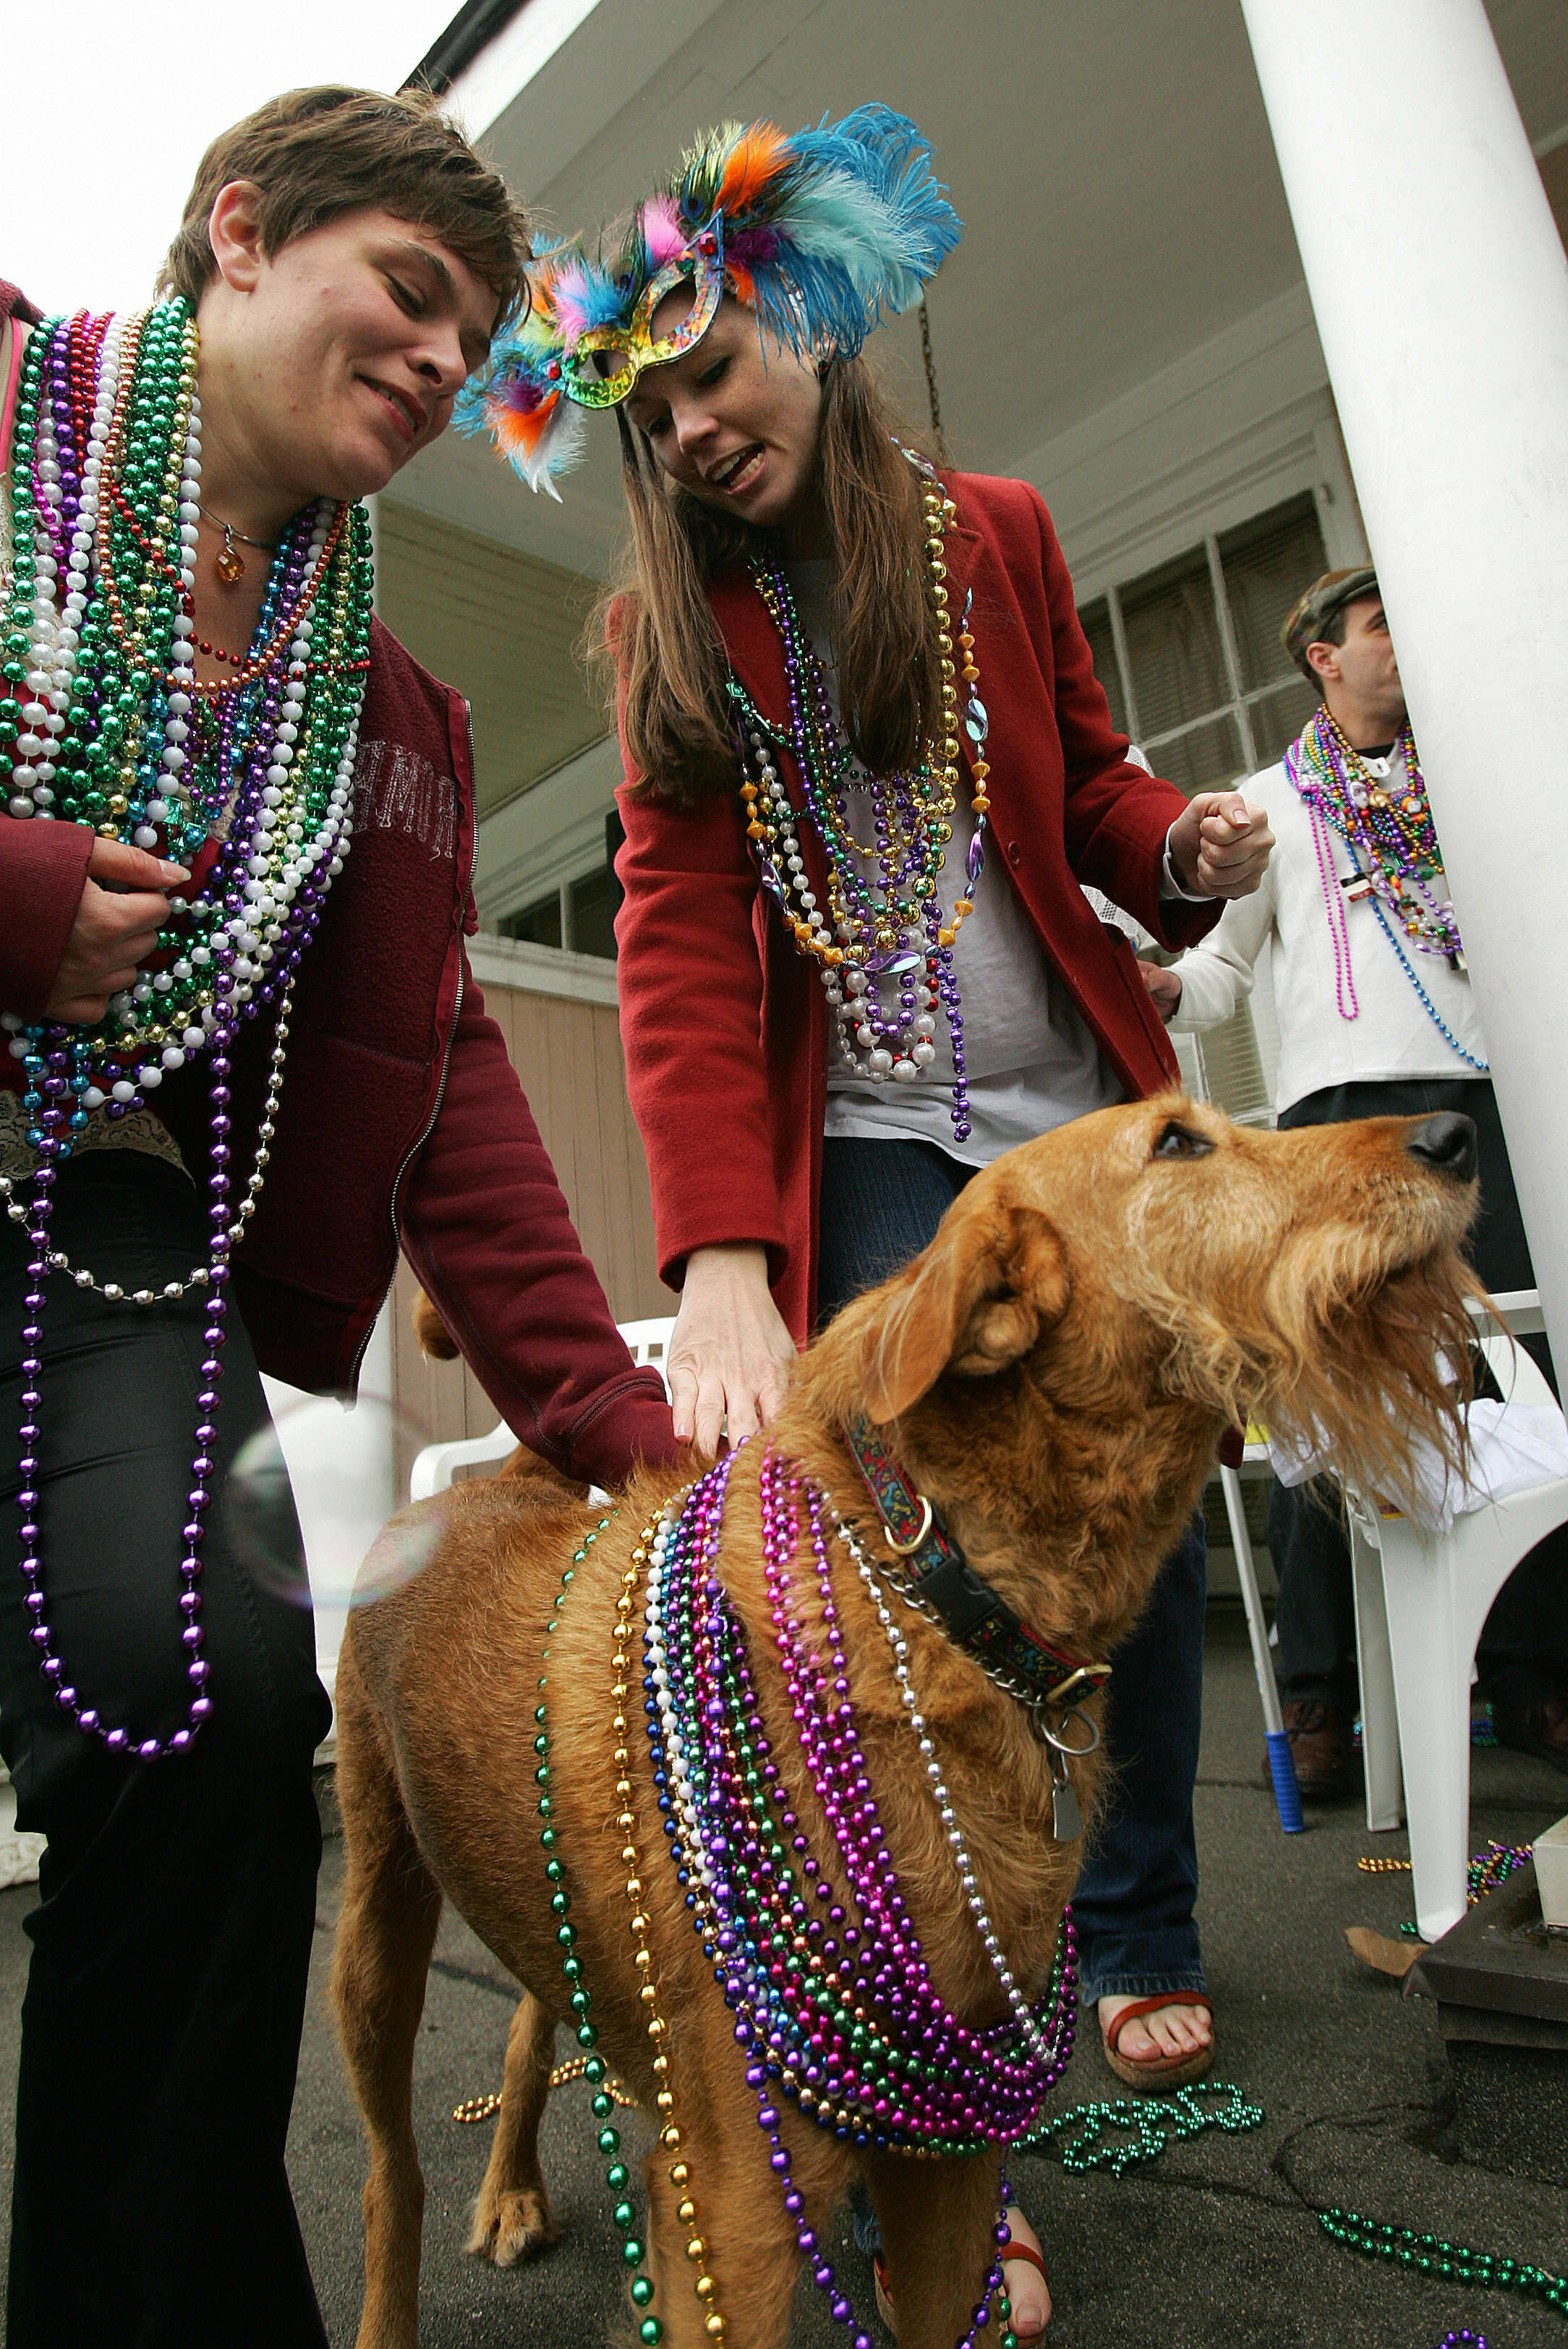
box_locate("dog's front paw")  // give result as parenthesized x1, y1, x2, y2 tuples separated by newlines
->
(466, 2182, 555, 2267)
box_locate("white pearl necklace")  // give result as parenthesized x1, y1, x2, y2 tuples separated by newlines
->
(7, 318, 123, 824)
(826, 1498, 1075, 2069)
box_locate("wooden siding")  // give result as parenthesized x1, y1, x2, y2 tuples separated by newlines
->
(373, 499, 606, 818)
(389, 978, 669, 1497)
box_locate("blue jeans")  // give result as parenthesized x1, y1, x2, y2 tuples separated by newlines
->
(818, 1135, 1207, 2010)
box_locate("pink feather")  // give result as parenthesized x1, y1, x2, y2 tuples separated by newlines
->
(641, 196, 687, 267)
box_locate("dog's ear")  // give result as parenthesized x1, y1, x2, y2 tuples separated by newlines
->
(858, 1201, 1071, 1423)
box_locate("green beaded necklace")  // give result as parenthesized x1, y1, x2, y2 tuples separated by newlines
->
(535, 1513, 666, 2347)
(1318, 2206, 1568, 2316)
(2, 301, 373, 1102)
(1018, 2080, 1264, 2178)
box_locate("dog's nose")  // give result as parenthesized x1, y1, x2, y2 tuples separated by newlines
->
(1405, 1112, 1478, 1183)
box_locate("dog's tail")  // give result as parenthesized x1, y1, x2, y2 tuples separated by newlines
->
(412, 1290, 461, 1362)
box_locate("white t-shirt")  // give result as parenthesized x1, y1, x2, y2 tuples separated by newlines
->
(781, 560, 1122, 1168)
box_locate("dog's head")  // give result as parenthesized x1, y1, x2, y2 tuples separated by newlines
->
(805, 1096, 1482, 1564)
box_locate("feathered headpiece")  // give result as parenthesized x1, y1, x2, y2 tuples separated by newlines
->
(458, 103, 961, 498)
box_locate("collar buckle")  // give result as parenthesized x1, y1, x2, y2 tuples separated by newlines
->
(881, 1493, 934, 1556)
(840, 1415, 1110, 1719)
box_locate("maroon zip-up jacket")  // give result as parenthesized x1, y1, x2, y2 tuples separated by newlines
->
(615, 471, 1223, 1344)
(1, 372, 676, 1489)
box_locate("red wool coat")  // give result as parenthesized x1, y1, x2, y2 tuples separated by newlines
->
(613, 470, 1221, 1346)
(1, 615, 676, 1490)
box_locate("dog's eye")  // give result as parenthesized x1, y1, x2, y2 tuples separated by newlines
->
(1152, 1121, 1215, 1161)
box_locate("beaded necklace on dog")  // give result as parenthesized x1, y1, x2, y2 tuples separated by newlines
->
(728, 453, 992, 1144)
(1, 302, 372, 1757)
(641, 1446, 1083, 2349)
(1284, 707, 1488, 1072)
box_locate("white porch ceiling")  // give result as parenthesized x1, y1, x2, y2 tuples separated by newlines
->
(390, 0, 1567, 581)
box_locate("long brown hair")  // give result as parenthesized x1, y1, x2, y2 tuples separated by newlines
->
(596, 355, 946, 804)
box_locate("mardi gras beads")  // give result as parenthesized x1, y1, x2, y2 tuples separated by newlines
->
(3, 301, 371, 1757)
(1017, 2080, 1264, 2178)
(731, 454, 989, 1140)
(1359, 1840, 1533, 1937)
(1286, 707, 1488, 1070)
(611, 1518, 725, 2341)
(642, 1451, 1064, 2348)
(1318, 2207, 1568, 2316)
(535, 1512, 668, 2343)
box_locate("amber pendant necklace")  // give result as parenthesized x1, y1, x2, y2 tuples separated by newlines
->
(200, 506, 277, 583)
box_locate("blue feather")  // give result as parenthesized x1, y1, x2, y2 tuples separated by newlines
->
(783, 107, 961, 320)
(461, 103, 962, 493)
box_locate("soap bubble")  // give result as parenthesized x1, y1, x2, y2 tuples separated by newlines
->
(224, 1389, 445, 1620)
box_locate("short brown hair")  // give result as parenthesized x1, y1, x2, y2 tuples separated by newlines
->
(1282, 565, 1379, 694)
(161, 85, 531, 328)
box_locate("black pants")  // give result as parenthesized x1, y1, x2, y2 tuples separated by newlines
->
(0, 1154, 331, 2348)
(1268, 1078, 1568, 1708)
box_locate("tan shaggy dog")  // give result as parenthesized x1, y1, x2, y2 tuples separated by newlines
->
(332, 1096, 1482, 2349)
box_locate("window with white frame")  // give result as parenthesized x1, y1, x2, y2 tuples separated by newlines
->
(498, 860, 617, 960)
(1078, 492, 1329, 796)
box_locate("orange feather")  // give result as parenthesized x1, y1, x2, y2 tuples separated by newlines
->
(493, 392, 559, 456)
(716, 123, 791, 216)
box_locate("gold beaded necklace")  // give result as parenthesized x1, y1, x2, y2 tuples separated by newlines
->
(613, 1521, 728, 2340)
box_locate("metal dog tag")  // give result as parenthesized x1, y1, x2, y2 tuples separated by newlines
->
(1049, 1747, 1082, 1841)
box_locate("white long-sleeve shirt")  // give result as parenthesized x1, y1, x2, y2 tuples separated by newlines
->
(1167, 743, 1488, 1114)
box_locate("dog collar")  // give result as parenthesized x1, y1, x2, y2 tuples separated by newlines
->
(840, 1415, 1112, 1714)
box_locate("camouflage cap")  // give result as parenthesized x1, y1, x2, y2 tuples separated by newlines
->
(1281, 566, 1379, 676)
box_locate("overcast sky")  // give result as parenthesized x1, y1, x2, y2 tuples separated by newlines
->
(4, 0, 457, 315)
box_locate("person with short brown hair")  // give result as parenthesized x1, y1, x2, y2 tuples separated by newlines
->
(0, 88, 675, 2343)
(161, 82, 531, 319)
(1280, 563, 1379, 696)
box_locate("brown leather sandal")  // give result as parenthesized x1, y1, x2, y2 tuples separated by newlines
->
(1101, 1990, 1214, 2089)
(872, 2213, 1051, 2339)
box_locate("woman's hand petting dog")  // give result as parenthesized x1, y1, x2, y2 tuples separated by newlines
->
(667, 1240, 797, 1457)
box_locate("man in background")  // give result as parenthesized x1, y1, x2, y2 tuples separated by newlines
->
(1144, 568, 1568, 1795)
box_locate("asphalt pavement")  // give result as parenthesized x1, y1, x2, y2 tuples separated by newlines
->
(3, 1608, 1566, 2348)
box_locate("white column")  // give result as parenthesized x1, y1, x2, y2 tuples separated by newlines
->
(1240, 0, 1568, 1365)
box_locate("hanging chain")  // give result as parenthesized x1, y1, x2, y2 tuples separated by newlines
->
(919, 294, 952, 467)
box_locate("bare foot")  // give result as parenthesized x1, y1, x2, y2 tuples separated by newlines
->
(1001, 2203, 1051, 2340)
(1097, 1993, 1212, 2066)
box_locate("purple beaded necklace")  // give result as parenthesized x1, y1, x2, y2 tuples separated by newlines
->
(727, 455, 992, 1144)
(1285, 707, 1487, 1071)
(642, 1447, 1076, 2349)
(3, 304, 372, 1757)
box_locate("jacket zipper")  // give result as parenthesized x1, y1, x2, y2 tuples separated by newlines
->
(346, 702, 479, 1391)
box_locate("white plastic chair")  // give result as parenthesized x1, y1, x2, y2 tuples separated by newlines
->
(407, 1316, 677, 1501)
(1345, 1289, 1568, 1940)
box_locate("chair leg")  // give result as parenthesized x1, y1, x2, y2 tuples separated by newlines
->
(1348, 1518, 1404, 1833)
(1222, 1467, 1303, 1833)
(1377, 1534, 1471, 1940)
